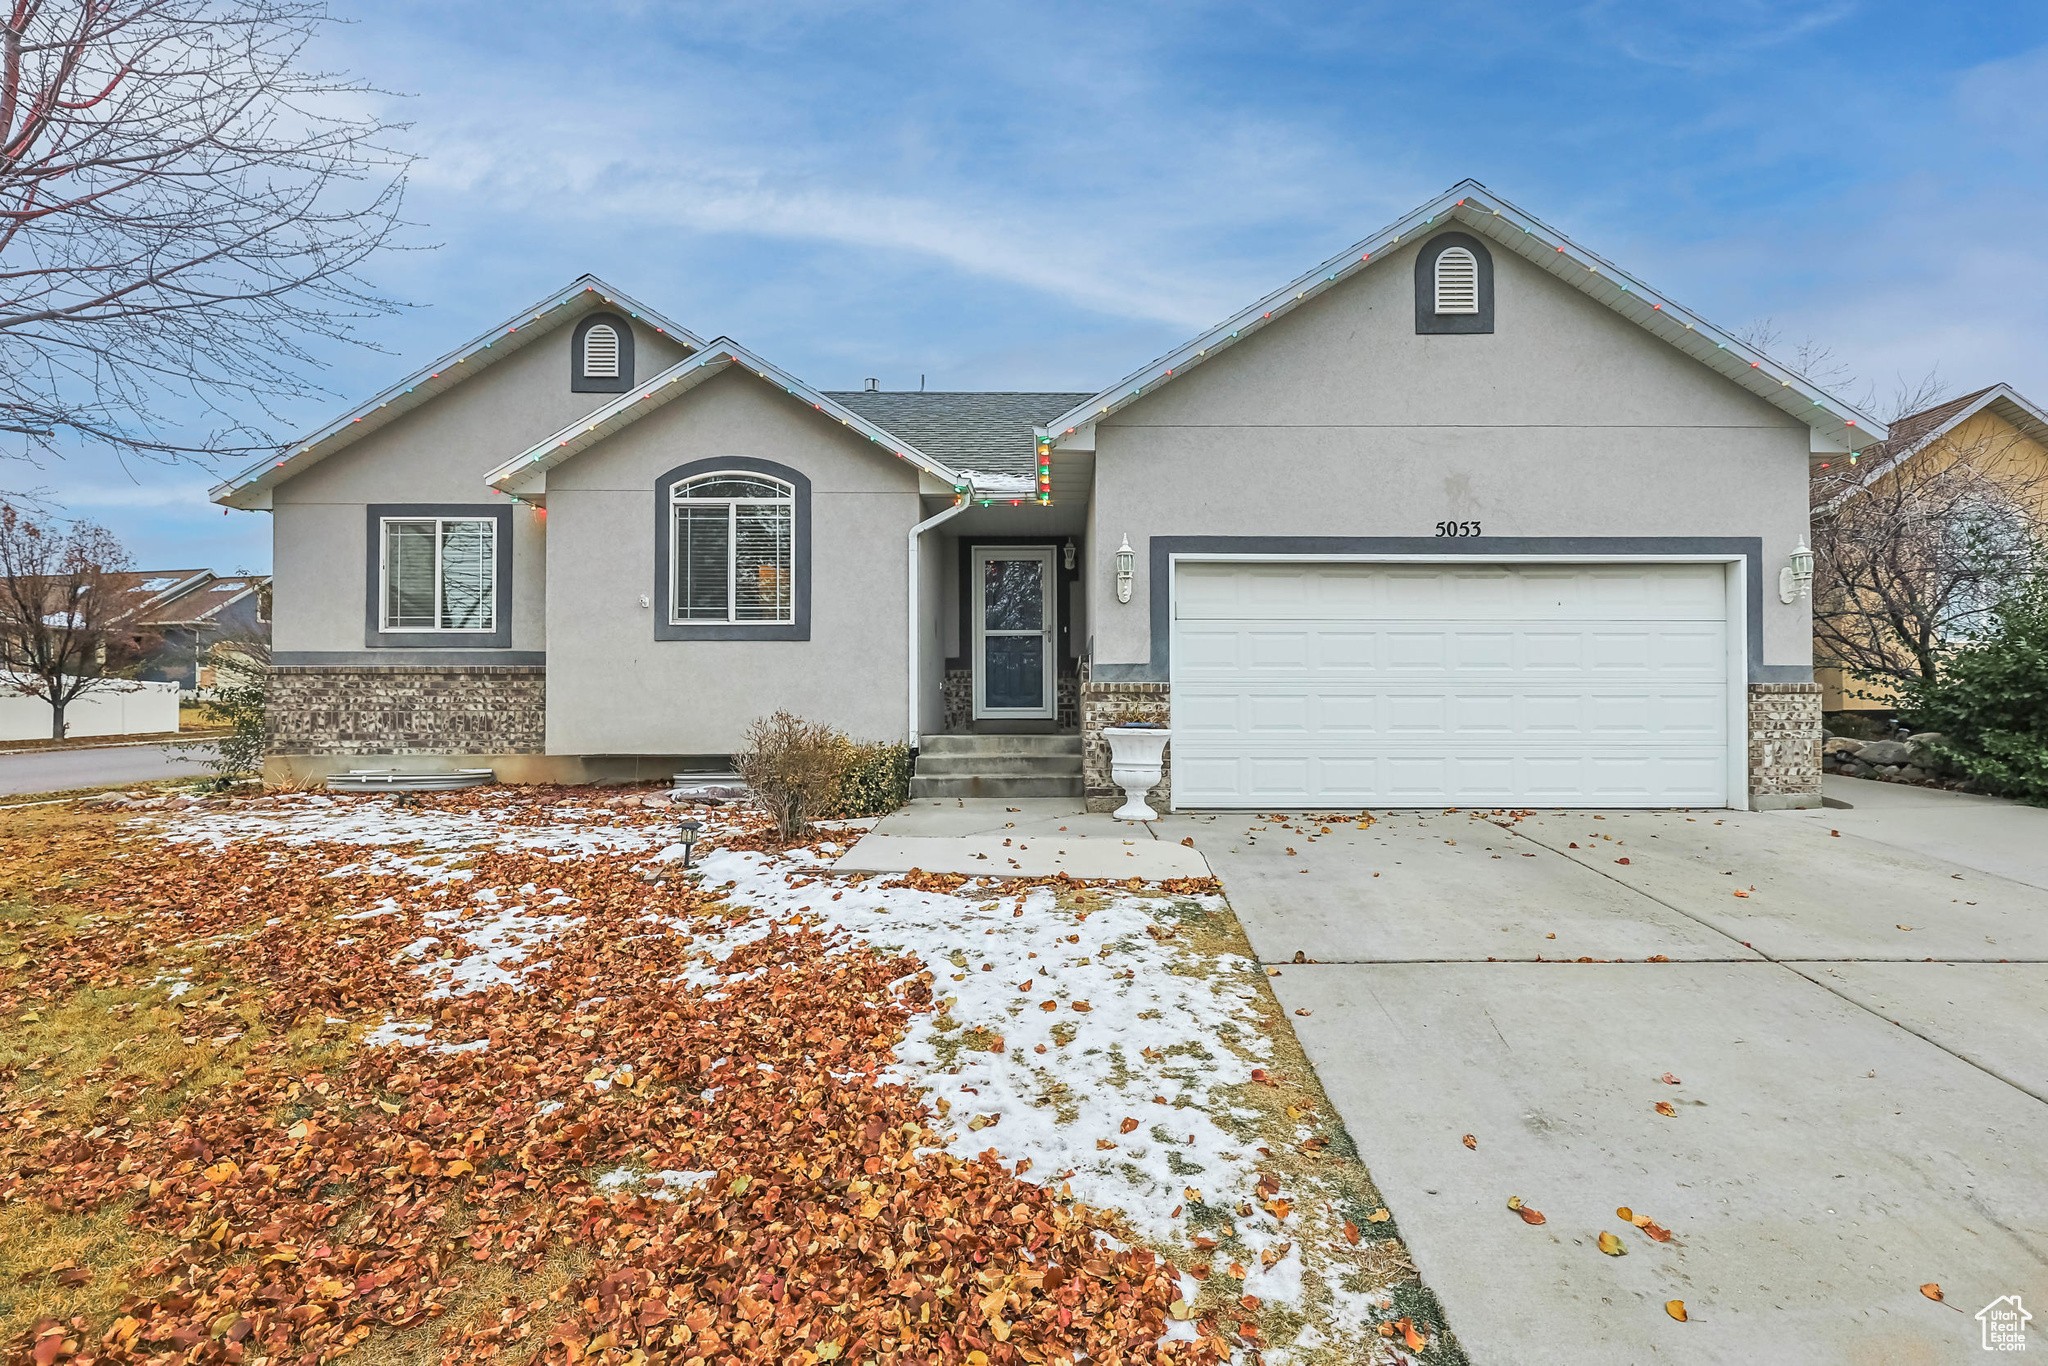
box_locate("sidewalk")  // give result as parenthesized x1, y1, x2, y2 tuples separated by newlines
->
(831, 797, 1211, 880)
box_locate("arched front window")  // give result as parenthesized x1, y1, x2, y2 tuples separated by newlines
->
(1434, 246, 1480, 315)
(671, 472, 795, 623)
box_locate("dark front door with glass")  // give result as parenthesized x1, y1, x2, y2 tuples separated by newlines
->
(972, 547, 1055, 719)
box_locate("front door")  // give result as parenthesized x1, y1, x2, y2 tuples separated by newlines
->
(973, 547, 1056, 720)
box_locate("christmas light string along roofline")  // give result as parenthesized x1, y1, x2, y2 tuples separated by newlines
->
(488, 346, 974, 499)
(1043, 193, 1873, 453)
(246, 284, 689, 486)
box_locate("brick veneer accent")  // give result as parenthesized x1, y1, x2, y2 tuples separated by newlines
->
(1747, 681, 1822, 810)
(1080, 669, 1170, 814)
(267, 666, 545, 757)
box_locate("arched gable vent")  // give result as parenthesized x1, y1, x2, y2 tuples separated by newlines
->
(570, 312, 635, 392)
(583, 323, 620, 377)
(1434, 247, 1480, 315)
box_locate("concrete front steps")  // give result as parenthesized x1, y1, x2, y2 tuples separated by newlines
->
(910, 733, 1082, 799)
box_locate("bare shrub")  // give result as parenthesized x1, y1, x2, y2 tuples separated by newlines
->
(733, 711, 848, 841)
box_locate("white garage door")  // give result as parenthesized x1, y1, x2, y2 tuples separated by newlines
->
(1171, 561, 1732, 809)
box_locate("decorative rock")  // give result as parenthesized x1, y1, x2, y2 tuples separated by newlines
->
(1857, 740, 1911, 766)
(1823, 737, 1864, 757)
(1905, 732, 1948, 757)
(1898, 765, 1930, 782)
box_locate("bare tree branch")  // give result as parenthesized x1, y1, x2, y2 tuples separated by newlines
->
(1734, 317, 1949, 421)
(1811, 425, 2048, 690)
(0, 500, 154, 737)
(0, 0, 417, 466)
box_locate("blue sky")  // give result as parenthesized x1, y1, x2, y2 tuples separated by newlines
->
(42, 0, 2048, 573)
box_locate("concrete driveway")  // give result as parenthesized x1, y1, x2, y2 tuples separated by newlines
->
(1159, 779, 2048, 1365)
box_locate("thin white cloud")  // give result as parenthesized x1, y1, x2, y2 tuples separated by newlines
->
(57, 478, 222, 511)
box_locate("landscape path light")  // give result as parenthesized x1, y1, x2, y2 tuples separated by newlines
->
(677, 817, 702, 870)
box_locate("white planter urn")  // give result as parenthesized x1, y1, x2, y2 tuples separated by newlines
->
(1104, 725, 1171, 821)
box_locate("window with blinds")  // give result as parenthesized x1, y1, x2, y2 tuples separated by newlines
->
(671, 473, 794, 623)
(382, 518, 496, 631)
(1434, 246, 1480, 315)
(582, 323, 620, 378)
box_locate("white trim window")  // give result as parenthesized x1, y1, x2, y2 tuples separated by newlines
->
(671, 472, 794, 623)
(381, 517, 496, 631)
(1434, 245, 1480, 315)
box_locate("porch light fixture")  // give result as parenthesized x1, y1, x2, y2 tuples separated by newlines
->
(1115, 536, 1135, 604)
(1779, 537, 1815, 604)
(1063, 539, 1076, 571)
(676, 817, 702, 870)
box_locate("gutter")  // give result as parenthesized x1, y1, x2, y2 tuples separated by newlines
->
(907, 493, 971, 748)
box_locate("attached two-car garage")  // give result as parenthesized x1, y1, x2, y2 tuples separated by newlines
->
(1170, 561, 1739, 809)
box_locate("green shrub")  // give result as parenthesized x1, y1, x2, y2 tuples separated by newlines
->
(1821, 710, 1890, 741)
(833, 740, 910, 818)
(196, 644, 269, 787)
(1897, 574, 2048, 803)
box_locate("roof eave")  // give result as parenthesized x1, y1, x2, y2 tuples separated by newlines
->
(211, 276, 706, 509)
(1043, 180, 1887, 452)
(484, 340, 977, 497)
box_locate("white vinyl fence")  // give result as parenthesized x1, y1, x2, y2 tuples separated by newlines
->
(0, 676, 181, 742)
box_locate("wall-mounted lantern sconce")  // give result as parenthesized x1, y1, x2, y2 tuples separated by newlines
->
(1779, 537, 1815, 604)
(1063, 539, 1076, 571)
(1115, 536, 1135, 604)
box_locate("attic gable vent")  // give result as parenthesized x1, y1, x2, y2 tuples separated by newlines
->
(583, 323, 621, 378)
(1434, 247, 1480, 315)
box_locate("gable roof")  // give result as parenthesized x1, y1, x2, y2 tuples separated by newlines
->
(1849, 383, 2048, 481)
(109, 570, 213, 620)
(211, 276, 704, 510)
(823, 391, 1094, 490)
(484, 339, 980, 497)
(145, 575, 267, 625)
(1039, 179, 1889, 452)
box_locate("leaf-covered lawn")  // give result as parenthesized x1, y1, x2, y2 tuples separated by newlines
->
(0, 789, 1457, 1365)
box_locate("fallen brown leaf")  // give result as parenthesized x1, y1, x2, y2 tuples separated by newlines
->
(1666, 1299, 1688, 1322)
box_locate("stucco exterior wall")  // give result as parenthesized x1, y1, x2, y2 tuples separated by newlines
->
(269, 313, 691, 660)
(542, 368, 921, 754)
(1084, 234, 1816, 677)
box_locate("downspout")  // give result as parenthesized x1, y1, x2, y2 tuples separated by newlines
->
(908, 490, 971, 749)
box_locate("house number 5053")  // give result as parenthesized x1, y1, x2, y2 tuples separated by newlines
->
(1434, 521, 1482, 537)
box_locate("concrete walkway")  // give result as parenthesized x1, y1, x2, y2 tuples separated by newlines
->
(1160, 796, 2048, 1365)
(832, 797, 1209, 880)
(1786, 773, 2048, 892)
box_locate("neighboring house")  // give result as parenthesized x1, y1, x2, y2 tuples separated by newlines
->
(110, 570, 272, 689)
(212, 180, 1884, 812)
(1813, 383, 2048, 712)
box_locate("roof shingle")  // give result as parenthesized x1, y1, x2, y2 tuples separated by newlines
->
(823, 391, 1094, 483)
